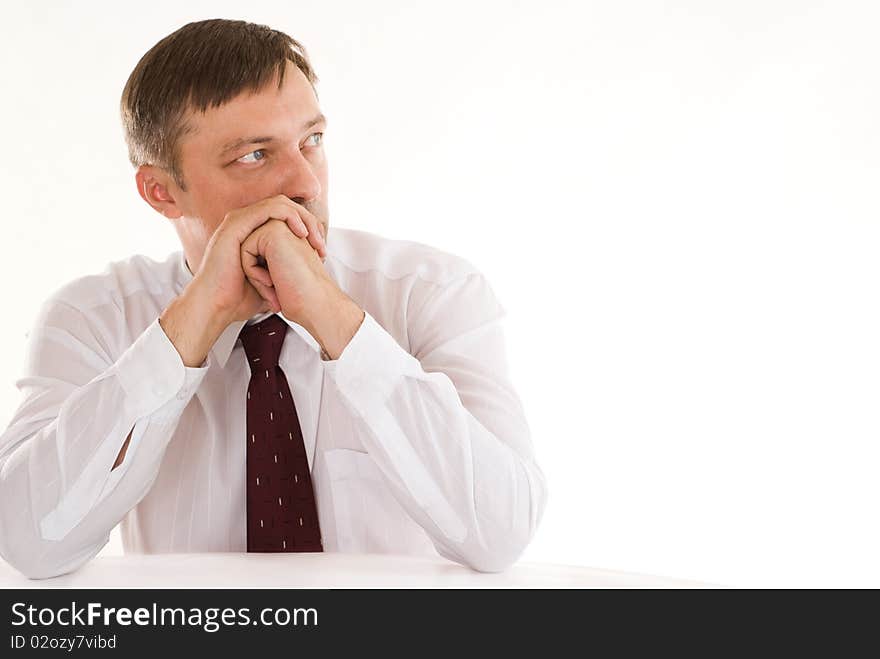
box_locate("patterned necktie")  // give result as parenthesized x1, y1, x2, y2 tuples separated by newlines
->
(239, 314, 323, 552)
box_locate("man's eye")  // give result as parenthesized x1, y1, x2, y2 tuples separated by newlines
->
(304, 132, 324, 148)
(236, 149, 266, 164)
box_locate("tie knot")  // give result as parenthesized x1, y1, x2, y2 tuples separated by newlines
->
(239, 314, 288, 367)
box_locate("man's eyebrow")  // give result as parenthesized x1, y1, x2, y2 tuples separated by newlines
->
(218, 113, 327, 156)
(302, 112, 327, 132)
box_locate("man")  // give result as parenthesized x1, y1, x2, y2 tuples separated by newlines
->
(0, 19, 547, 579)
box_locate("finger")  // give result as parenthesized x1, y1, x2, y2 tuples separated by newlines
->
(281, 212, 309, 240)
(241, 236, 275, 288)
(244, 263, 274, 288)
(268, 195, 311, 240)
(218, 195, 308, 246)
(268, 196, 325, 257)
(289, 201, 327, 258)
(296, 209, 326, 257)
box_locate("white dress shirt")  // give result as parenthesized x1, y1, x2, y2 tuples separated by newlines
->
(0, 227, 547, 578)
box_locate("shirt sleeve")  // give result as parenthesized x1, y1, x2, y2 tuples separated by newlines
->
(0, 299, 208, 579)
(323, 272, 547, 573)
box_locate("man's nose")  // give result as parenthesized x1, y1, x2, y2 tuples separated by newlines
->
(280, 149, 321, 205)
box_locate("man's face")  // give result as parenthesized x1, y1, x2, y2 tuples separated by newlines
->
(169, 60, 329, 269)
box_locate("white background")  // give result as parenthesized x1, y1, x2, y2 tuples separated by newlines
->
(1, 0, 878, 587)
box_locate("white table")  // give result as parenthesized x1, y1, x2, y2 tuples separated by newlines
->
(0, 553, 710, 588)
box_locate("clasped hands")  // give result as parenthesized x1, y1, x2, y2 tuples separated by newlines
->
(195, 194, 364, 360)
(239, 197, 329, 319)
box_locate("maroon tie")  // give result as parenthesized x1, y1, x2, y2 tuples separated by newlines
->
(239, 314, 323, 552)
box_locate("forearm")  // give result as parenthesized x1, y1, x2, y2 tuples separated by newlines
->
(327, 313, 547, 573)
(0, 312, 208, 578)
(341, 376, 544, 572)
(159, 279, 230, 367)
(111, 282, 227, 469)
(300, 283, 365, 361)
(0, 410, 187, 578)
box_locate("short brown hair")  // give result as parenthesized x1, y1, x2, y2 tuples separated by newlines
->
(120, 19, 318, 190)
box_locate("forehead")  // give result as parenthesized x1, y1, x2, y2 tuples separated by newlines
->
(180, 62, 320, 153)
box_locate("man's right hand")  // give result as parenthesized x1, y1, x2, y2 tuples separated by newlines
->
(158, 195, 326, 368)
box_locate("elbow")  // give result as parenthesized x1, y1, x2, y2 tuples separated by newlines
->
(0, 549, 55, 581)
(468, 526, 535, 573)
(0, 513, 63, 581)
(469, 480, 548, 574)
(435, 527, 530, 574)
(467, 549, 522, 574)
(0, 456, 106, 580)
(435, 461, 548, 574)
(0, 524, 105, 579)
(450, 523, 535, 574)
(18, 562, 74, 581)
(0, 522, 102, 581)
(0, 539, 76, 580)
(1, 545, 95, 581)
(469, 470, 548, 574)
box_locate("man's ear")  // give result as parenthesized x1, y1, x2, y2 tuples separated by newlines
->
(135, 165, 184, 219)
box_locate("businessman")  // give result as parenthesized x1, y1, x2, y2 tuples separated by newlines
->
(0, 19, 547, 578)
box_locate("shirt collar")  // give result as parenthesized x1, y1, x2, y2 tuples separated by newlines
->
(173, 251, 323, 369)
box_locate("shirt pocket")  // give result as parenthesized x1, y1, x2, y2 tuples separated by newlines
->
(323, 448, 438, 557)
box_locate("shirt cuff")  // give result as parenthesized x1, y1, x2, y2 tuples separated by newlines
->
(324, 311, 415, 402)
(112, 317, 210, 420)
